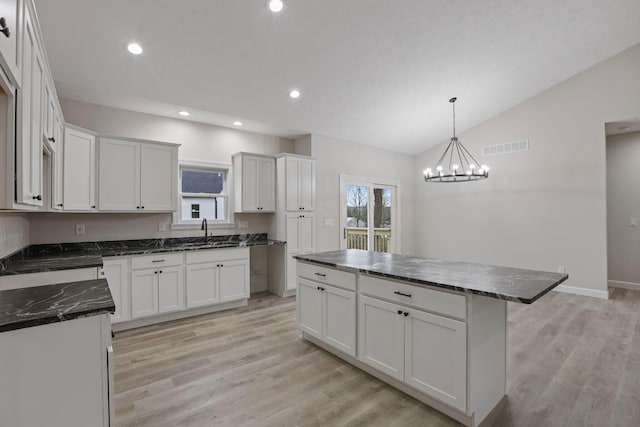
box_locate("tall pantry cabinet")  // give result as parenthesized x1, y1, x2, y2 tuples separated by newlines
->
(270, 154, 316, 296)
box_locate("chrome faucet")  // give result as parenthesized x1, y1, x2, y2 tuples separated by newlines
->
(201, 218, 208, 243)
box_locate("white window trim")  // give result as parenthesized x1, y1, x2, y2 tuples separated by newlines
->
(171, 159, 235, 230)
(339, 174, 402, 253)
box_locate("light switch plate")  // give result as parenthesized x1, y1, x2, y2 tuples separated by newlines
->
(158, 222, 167, 232)
(237, 221, 249, 229)
(75, 224, 85, 235)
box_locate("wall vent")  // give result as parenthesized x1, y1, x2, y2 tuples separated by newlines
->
(482, 139, 529, 157)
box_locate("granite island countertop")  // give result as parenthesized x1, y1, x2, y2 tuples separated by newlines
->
(0, 279, 115, 332)
(0, 233, 285, 276)
(295, 250, 568, 304)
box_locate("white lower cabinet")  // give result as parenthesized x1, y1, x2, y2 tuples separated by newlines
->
(358, 295, 405, 381)
(297, 277, 356, 357)
(404, 307, 467, 411)
(100, 257, 130, 323)
(185, 248, 250, 308)
(358, 294, 467, 411)
(131, 266, 185, 319)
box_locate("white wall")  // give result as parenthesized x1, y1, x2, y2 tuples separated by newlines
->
(607, 131, 640, 285)
(414, 43, 640, 299)
(0, 213, 29, 257)
(310, 134, 415, 255)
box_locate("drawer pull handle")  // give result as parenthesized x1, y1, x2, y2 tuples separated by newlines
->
(152, 260, 165, 263)
(394, 291, 412, 298)
(314, 272, 326, 277)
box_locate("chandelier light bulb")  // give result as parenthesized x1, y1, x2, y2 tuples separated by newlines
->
(466, 170, 472, 175)
(452, 164, 459, 170)
(423, 168, 432, 176)
(469, 164, 476, 170)
(436, 165, 443, 172)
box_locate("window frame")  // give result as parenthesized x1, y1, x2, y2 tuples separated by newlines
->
(172, 160, 235, 229)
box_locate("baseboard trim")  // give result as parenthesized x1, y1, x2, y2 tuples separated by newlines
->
(553, 284, 609, 300)
(112, 299, 248, 332)
(608, 280, 640, 290)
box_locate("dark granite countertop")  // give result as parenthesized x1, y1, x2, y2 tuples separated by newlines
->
(294, 250, 568, 304)
(0, 279, 115, 332)
(0, 233, 285, 276)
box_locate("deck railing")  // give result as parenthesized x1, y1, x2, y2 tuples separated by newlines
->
(346, 227, 392, 253)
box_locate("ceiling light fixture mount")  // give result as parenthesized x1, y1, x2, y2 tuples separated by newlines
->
(423, 97, 489, 183)
(268, 0, 283, 13)
(178, 111, 190, 117)
(233, 121, 243, 126)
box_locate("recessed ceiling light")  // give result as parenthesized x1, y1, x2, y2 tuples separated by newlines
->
(268, 0, 283, 13)
(127, 43, 143, 55)
(178, 111, 190, 117)
(233, 121, 243, 126)
(289, 89, 301, 99)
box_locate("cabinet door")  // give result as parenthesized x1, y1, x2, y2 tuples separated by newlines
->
(101, 258, 130, 323)
(405, 308, 467, 411)
(98, 138, 139, 210)
(0, 0, 20, 84)
(63, 128, 96, 210)
(299, 214, 315, 253)
(140, 143, 177, 211)
(286, 214, 300, 252)
(158, 266, 184, 313)
(297, 278, 323, 339)
(16, 5, 43, 206)
(358, 295, 405, 381)
(323, 285, 356, 357)
(285, 251, 298, 292)
(285, 157, 299, 211)
(258, 157, 275, 211)
(219, 259, 249, 303)
(298, 158, 315, 211)
(42, 81, 55, 143)
(51, 116, 64, 210)
(241, 155, 259, 211)
(131, 269, 157, 319)
(185, 262, 218, 308)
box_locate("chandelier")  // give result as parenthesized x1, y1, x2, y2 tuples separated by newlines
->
(423, 97, 489, 182)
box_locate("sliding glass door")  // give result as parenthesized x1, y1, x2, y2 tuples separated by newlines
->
(340, 177, 398, 253)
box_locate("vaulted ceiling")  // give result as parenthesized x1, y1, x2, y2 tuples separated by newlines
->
(34, 0, 640, 154)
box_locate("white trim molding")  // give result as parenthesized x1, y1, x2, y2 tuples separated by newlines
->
(608, 280, 640, 291)
(553, 284, 609, 300)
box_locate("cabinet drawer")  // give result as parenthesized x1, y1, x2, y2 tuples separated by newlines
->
(359, 274, 466, 320)
(131, 253, 183, 270)
(297, 262, 355, 292)
(186, 248, 250, 265)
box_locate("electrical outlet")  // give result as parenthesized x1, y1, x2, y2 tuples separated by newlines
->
(75, 224, 85, 235)
(158, 222, 167, 232)
(557, 266, 566, 274)
(237, 221, 249, 229)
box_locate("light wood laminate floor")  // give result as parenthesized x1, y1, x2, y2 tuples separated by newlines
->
(113, 288, 640, 427)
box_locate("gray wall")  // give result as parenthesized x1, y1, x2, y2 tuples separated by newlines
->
(413, 43, 640, 298)
(607, 131, 640, 285)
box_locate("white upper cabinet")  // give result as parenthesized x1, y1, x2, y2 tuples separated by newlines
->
(140, 143, 177, 211)
(283, 156, 315, 212)
(15, 2, 44, 206)
(50, 112, 64, 210)
(63, 127, 96, 211)
(0, 0, 21, 85)
(98, 138, 178, 212)
(232, 153, 276, 213)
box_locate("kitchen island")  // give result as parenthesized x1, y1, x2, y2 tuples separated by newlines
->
(295, 250, 567, 427)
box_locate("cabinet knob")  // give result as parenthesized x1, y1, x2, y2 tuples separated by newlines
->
(91, 205, 96, 209)
(48, 137, 55, 143)
(159, 270, 163, 274)
(404, 311, 409, 317)
(57, 203, 63, 207)
(136, 206, 140, 209)
(32, 195, 42, 201)
(141, 206, 145, 209)
(0, 17, 10, 38)
(397, 310, 403, 315)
